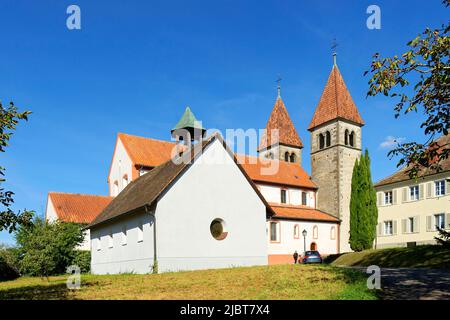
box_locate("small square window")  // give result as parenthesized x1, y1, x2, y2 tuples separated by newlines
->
(384, 191, 393, 205)
(280, 190, 287, 204)
(384, 221, 393, 235)
(409, 186, 419, 201)
(435, 214, 445, 230)
(137, 222, 144, 243)
(270, 222, 279, 242)
(108, 230, 113, 248)
(435, 180, 446, 196)
(121, 226, 127, 246)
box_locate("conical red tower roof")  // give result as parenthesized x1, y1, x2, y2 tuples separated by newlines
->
(258, 97, 303, 151)
(308, 65, 364, 130)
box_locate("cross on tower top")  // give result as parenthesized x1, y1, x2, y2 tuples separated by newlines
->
(276, 75, 282, 98)
(331, 38, 338, 65)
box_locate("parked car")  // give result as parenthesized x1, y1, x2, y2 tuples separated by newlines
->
(302, 251, 322, 264)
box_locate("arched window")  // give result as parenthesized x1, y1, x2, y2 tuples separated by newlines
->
(326, 131, 331, 147)
(310, 242, 317, 251)
(319, 134, 325, 149)
(113, 181, 119, 196)
(349, 131, 355, 147)
(294, 224, 299, 239)
(289, 153, 296, 163)
(122, 175, 128, 189)
(330, 226, 336, 240)
(345, 130, 349, 146)
(313, 225, 318, 239)
(266, 152, 274, 159)
(284, 151, 290, 162)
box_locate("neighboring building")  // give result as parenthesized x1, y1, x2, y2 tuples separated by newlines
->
(308, 62, 364, 253)
(88, 133, 272, 274)
(375, 134, 450, 248)
(45, 192, 112, 250)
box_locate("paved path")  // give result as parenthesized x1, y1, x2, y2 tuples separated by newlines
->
(377, 268, 450, 300)
(344, 266, 450, 300)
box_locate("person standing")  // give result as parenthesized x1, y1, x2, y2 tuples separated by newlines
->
(293, 251, 299, 264)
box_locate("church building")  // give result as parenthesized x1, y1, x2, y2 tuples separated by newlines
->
(45, 59, 364, 273)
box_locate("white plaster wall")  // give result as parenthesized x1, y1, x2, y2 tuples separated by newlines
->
(45, 197, 58, 223)
(108, 138, 134, 196)
(155, 139, 268, 272)
(258, 184, 315, 207)
(90, 213, 155, 274)
(268, 220, 338, 255)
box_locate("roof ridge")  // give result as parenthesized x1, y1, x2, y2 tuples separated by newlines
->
(49, 191, 112, 198)
(118, 132, 176, 145)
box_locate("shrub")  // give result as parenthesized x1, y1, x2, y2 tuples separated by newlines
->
(0, 247, 20, 281)
(72, 250, 91, 273)
(14, 217, 84, 276)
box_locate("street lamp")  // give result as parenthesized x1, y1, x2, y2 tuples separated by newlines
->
(302, 229, 307, 256)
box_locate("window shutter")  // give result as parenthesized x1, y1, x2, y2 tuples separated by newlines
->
(426, 216, 432, 232)
(377, 192, 382, 206)
(414, 216, 420, 233)
(393, 190, 398, 205)
(446, 213, 450, 230)
(401, 219, 407, 234)
(377, 223, 382, 236)
(419, 184, 424, 199)
(402, 188, 407, 202)
(393, 220, 398, 235)
(426, 182, 432, 198)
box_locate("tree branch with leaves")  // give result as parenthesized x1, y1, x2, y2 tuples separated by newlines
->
(0, 101, 34, 233)
(365, 0, 449, 178)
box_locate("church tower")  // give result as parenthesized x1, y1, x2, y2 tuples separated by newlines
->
(309, 60, 364, 253)
(258, 90, 303, 164)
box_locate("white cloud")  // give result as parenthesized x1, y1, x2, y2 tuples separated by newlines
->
(379, 136, 405, 149)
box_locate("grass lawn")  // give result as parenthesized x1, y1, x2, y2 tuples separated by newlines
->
(0, 264, 378, 300)
(326, 245, 450, 269)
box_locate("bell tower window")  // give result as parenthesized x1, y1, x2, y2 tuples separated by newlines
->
(289, 153, 296, 163)
(345, 130, 349, 145)
(326, 131, 331, 147)
(284, 151, 289, 162)
(319, 134, 325, 149)
(349, 131, 355, 147)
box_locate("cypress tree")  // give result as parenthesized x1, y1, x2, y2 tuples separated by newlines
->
(349, 149, 378, 251)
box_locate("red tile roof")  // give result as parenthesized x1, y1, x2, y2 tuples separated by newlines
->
(48, 192, 113, 224)
(270, 204, 340, 222)
(258, 97, 303, 151)
(118, 133, 184, 168)
(308, 65, 364, 130)
(238, 155, 317, 189)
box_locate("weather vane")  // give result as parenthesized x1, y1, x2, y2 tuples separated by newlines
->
(276, 74, 282, 98)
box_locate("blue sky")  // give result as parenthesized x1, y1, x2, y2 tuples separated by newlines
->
(0, 0, 447, 244)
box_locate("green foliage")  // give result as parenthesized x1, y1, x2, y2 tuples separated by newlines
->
(435, 227, 450, 247)
(72, 250, 91, 273)
(0, 100, 33, 233)
(14, 217, 84, 276)
(349, 150, 378, 251)
(0, 246, 20, 281)
(365, 1, 450, 179)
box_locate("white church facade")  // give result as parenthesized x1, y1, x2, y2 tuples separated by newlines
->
(45, 61, 364, 274)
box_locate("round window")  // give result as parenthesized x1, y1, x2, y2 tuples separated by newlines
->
(210, 218, 227, 240)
